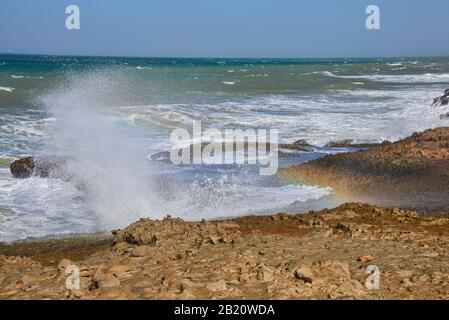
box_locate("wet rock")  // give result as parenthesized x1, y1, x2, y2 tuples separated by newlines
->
(325, 139, 354, 148)
(10, 156, 67, 179)
(280, 139, 311, 151)
(10, 157, 34, 178)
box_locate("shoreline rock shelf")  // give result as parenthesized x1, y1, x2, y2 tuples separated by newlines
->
(1, 203, 448, 300)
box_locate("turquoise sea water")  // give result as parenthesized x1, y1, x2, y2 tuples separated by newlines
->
(0, 54, 448, 242)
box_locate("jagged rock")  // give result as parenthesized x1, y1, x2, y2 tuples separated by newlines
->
(294, 265, 314, 283)
(319, 260, 351, 280)
(2, 202, 449, 300)
(91, 273, 120, 289)
(325, 139, 355, 148)
(329, 280, 366, 299)
(206, 280, 228, 292)
(432, 88, 449, 106)
(280, 139, 312, 151)
(112, 216, 240, 246)
(130, 246, 153, 257)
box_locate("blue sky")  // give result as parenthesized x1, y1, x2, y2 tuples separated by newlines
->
(1, 0, 448, 58)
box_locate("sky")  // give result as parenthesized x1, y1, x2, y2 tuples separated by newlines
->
(1, 0, 449, 58)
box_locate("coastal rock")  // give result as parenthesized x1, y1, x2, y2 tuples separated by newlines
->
(325, 139, 354, 148)
(112, 216, 240, 247)
(280, 139, 311, 151)
(10, 156, 67, 179)
(10, 157, 34, 178)
(2, 201, 449, 300)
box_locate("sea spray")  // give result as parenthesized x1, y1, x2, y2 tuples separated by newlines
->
(40, 72, 165, 230)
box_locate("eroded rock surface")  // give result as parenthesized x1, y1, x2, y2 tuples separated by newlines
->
(281, 127, 449, 210)
(1, 203, 449, 300)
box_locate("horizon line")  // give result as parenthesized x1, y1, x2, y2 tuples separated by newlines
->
(1, 52, 449, 61)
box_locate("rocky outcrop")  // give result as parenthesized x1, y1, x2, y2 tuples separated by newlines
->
(10, 156, 67, 179)
(281, 127, 449, 210)
(433, 88, 449, 106)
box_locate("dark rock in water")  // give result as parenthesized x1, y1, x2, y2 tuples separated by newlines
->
(325, 139, 355, 148)
(324, 139, 382, 149)
(432, 88, 449, 107)
(440, 112, 449, 120)
(10, 157, 34, 178)
(10, 156, 67, 179)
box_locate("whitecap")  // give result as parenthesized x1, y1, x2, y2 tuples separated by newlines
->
(321, 71, 449, 83)
(0, 86, 14, 92)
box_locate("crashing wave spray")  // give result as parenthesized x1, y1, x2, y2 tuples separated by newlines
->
(40, 71, 164, 230)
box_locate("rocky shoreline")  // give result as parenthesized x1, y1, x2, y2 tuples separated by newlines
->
(281, 127, 449, 212)
(2, 127, 449, 299)
(1, 203, 449, 299)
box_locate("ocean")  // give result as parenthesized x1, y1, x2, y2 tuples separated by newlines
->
(0, 54, 448, 242)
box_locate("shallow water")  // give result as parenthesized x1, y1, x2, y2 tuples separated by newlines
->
(0, 54, 448, 242)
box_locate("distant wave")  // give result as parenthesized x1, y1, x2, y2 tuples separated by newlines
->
(0, 86, 14, 92)
(320, 71, 449, 83)
(10, 75, 44, 79)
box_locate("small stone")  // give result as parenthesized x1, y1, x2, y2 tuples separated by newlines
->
(401, 278, 413, 287)
(357, 255, 375, 263)
(294, 265, 314, 283)
(256, 264, 274, 282)
(206, 280, 228, 292)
